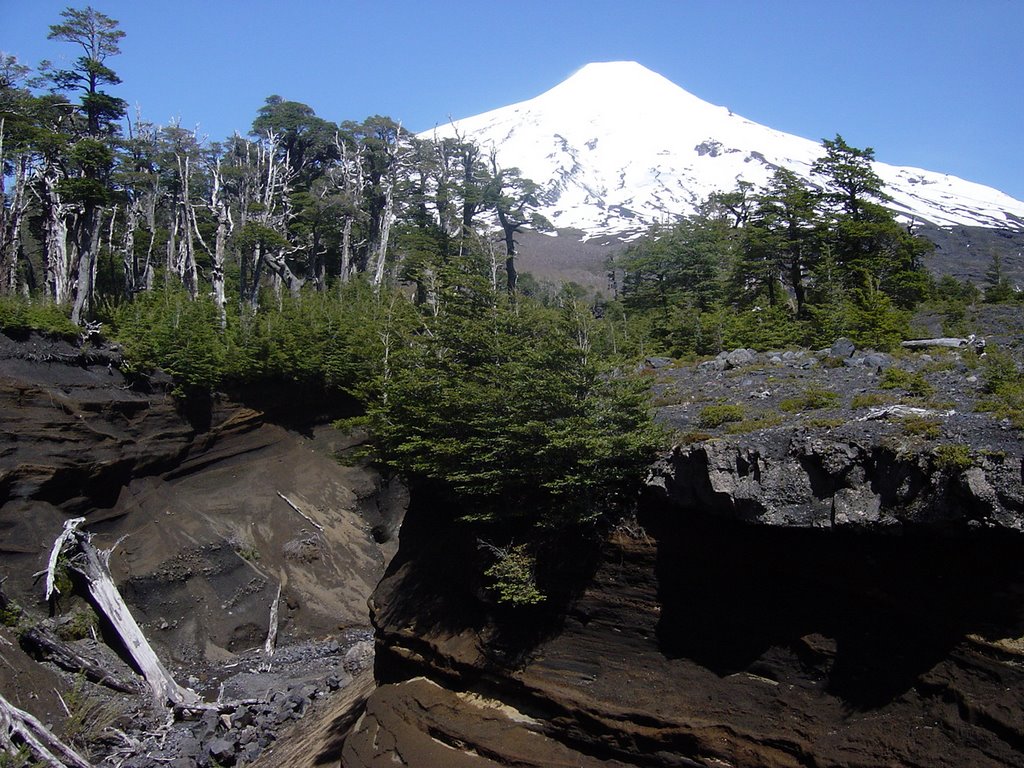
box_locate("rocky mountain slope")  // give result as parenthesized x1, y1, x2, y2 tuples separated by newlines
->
(428, 61, 1024, 240)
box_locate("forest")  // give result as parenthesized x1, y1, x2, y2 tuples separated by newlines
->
(2, 7, 1019, 602)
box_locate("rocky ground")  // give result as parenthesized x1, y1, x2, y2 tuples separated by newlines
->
(0, 330, 405, 767)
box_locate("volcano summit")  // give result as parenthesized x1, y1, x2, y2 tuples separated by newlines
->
(426, 61, 1024, 240)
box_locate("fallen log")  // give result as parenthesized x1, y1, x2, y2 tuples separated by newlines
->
(264, 582, 282, 657)
(67, 532, 201, 708)
(0, 691, 92, 768)
(44, 518, 86, 603)
(19, 626, 143, 695)
(276, 492, 324, 532)
(858, 405, 956, 421)
(901, 334, 985, 351)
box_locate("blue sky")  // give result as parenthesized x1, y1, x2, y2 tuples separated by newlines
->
(4, 0, 1023, 201)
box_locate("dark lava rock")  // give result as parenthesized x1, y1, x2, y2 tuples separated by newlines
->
(643, 355, 673, 369)
(207, 736, 237, 766)
(830, 337, 856, 358)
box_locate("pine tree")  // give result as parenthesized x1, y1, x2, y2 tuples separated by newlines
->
(41, 5, 128, 323)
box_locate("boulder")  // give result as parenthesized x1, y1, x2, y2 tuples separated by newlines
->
(830, 337, 856, 358)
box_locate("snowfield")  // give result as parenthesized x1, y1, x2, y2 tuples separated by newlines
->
(423, 61, 1024, 240)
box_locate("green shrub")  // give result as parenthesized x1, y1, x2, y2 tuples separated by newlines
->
(115, 289, 225, 390)
(779, 386, 839, 412)
(369, 293, 662, 531)
(900, 416, 942, 439)
(697, 404, 745, 428)
(851, 392, 893, 409)
(483, 543, 545, 605)
(880, 367, 934, 398)
(976, 351, 1024, 429)
(982, 350, 1021, 395)
(57, 608, 98, 641)
(932, 443, 972, 472)
(0, 600, 22, 628)
(0, 296, 80, 338)
(724, 412, 785, 434)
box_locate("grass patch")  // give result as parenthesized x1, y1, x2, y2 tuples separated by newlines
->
(805, 416, 846, 429)
(851, 392, 893, 409)
(697, 404, 745, 428)
(880, 367, 934, 398)
(900, 415, 942, 439)
(724, 412, 785, 434)
(677, 431, 714, 445)
(651, 387, 685, 407)
(779, 386, 839, 412)
(932, 443, 973, 473)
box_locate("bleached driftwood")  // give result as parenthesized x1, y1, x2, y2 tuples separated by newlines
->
(857, 405, 955, 421)
(20, 626, 143, 695)
(901, 334, 985, 351)
(67, 532, 201, 708)
(44, 517, 86, 602)
(276, 492, 324, 532)
(0, 691, 91, 768)
(264, 582, 282, 657)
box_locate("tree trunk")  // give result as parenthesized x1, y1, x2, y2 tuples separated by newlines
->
(42, 171, 71, 305)
(20, 626, 144, 695)
(339, 217, 353, 287)
(122, 197, 140, 299)
(210, 162, 231, 328)
(70, 203, 102, 326)
(1, 154, 31, 294)
(68, 532, 202, 708)
(371, 181, 394, 288)
(497, 209, 518, 296)
(0, 692, 92, 768)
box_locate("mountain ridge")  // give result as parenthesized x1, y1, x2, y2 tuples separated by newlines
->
(423, 61, 1024, 240)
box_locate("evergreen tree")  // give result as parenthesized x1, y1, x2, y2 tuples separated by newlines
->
(369, 259, 659, 532)
(810, 134, 931, 307)
(40, 5, 128, 323)
(743, 168, 819, 316)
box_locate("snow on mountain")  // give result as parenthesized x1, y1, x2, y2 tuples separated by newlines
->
(422, 61, 1024, 240)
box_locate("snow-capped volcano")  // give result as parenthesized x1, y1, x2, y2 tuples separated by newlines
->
(423, 61, 1024, 239)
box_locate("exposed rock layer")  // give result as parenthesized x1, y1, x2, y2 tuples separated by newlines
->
(354, 504, 1024, 767)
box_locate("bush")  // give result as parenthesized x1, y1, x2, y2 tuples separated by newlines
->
(932, 443, 973, 473)
(115, 289, 225, 390)
(900, 416, 942, 439)
(880, 367, 934, 398)
(851, 392, 893, 409)
(779, 386, 839, 412)
(369, 293, 662, 531)
(697, 403, 745, 428)
(482, 543, 545, 606)
(976, 351, 1024, 429)
(0, 296, 80, 338)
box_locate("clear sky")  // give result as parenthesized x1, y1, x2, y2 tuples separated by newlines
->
(4, 0, 1023, 201)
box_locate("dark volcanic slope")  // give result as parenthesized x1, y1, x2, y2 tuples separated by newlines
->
(919, 224, 1024, 285)
(0, 331, 405, 766)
